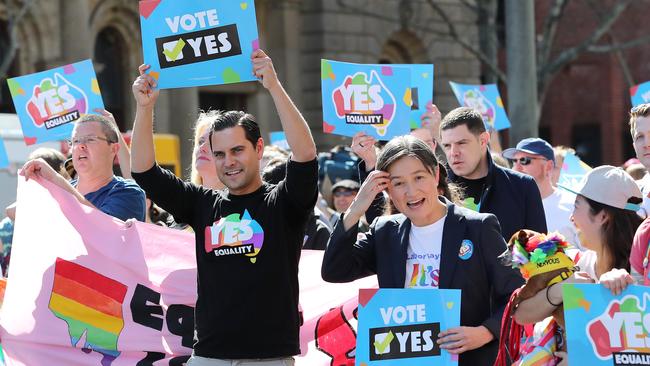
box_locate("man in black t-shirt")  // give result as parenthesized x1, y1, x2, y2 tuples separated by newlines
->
(439, 107, 546, 239)
(130, 49, 318, 365)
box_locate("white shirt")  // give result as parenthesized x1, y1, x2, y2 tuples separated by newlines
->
(404, 215, 446, 288)
(543, 188, 582, 250)
(576, 250, 598, 281)
(637, 174, 650, 219)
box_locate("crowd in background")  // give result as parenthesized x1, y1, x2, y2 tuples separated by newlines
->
(2, 51, 650, 366)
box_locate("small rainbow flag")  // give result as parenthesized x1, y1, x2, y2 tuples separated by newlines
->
(48, 258, 127, 364)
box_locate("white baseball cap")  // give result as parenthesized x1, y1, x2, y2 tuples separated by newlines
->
(559, 165, 642, 211)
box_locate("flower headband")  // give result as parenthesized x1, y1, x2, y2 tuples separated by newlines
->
(508, 232, 570, 269)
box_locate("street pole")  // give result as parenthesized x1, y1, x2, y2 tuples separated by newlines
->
(505, 0, 538, 144)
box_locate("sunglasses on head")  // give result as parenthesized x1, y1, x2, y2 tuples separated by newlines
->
(508, 156, 547, 166)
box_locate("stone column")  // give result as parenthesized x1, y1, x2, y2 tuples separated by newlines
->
(60, 0, 92, 61)
(167, 88, 199, 180)
(255, 0, 303, 137)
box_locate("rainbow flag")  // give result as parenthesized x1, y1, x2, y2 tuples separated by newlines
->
(49, 258, 127, 364)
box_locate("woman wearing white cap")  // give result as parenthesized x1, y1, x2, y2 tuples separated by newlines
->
(513, 165, 643, 364)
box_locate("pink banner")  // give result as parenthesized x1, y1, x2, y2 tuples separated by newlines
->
(0, 178, 376, 365)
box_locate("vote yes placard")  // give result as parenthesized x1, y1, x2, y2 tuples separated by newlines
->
(139, 0, 260, 89)
(356, 288, 461, 365)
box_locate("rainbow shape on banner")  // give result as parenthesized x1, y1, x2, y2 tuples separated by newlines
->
(48, 258, 127, 365)
(7, 59, 104, 145)
(321, 59, 411, 140)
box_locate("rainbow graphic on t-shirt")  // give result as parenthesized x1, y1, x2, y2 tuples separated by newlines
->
(48, 258, 127, 365)
(205, 209, 265, 263)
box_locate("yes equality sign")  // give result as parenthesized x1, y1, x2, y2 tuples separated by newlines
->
(449, 81, 511, 131)
(6, 59, 104, 145)
(563, 284, 650, 366)
(321, 60, 412, 140)
(356, 288, 461, 365)
(139, 0, 260, 89)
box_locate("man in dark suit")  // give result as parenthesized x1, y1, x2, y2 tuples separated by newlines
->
(439, 107, 547, 240)
(322, 136, 524, 366)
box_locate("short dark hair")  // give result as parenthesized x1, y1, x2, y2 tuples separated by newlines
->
(209, 110, 261, 149)
(440, 107, 486, 136)
(75, 114, 119, 142)
(377, 135, 438, 174)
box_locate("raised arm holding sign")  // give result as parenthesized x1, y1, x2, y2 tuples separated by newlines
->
(130, 49, 318, 365)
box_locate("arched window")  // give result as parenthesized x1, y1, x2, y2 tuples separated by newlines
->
(94, 27, 126, 130)
(0, 20, 19, 113)
(379, 30, 427, 65)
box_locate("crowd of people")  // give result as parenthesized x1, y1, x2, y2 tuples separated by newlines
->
(2, 50, 650, 365)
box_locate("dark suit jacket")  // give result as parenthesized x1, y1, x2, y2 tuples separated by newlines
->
(322, 199, 524, 366)
(447, 151, 547, 240)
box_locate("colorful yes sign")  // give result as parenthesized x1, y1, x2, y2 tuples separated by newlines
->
(356, 288, 461, 365)
(563, 284, 650, 366)
(630, 81, 650, 108)
(321, 60, 412, 140)
(139, 0, 260, 89)
(7, 59, 104, 145)
(449, 82, 511, 131)
(403, 64, 434, 130)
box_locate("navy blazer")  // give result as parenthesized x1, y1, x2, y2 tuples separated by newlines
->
(322, 199, 524, 366)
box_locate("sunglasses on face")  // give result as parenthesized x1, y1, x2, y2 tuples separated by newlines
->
(508, 156, 547, 166)
(333, 189, 357, 198)
(67, 135, 116, 147)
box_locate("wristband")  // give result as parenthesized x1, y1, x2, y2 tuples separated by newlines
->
(546, 282, 562, 307)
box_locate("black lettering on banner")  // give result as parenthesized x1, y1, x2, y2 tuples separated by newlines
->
(137, 353, 190, 366)
(613, 352, 650, 366)
(166, 304, 195, 348)
(536, 257, 560, 268)
(345, 114, 384, 125)
(136, 352, 165, 366)
(169, 356, 191, 366)
(155, 24, 242, 69)
(411, 87, 419, 111)
(369, 322, 440, 361)
(130, 284, 164, 331)
(44, 110, 80, 130)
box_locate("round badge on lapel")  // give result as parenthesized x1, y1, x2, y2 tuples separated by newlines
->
(459, 239, 473, 260)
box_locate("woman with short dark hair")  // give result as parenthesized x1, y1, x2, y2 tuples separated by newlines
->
(322, 135, 523, 366)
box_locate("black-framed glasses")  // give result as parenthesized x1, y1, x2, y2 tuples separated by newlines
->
(68, 135, 116, 147)
(508, 156, 547, 166)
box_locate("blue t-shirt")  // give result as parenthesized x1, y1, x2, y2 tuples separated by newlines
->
(73, 176, 146, 222)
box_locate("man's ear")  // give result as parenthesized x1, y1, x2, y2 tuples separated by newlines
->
(479, 131, 490, 148)
(112, 142, 120, 157)
(256, 138, 264, 159)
